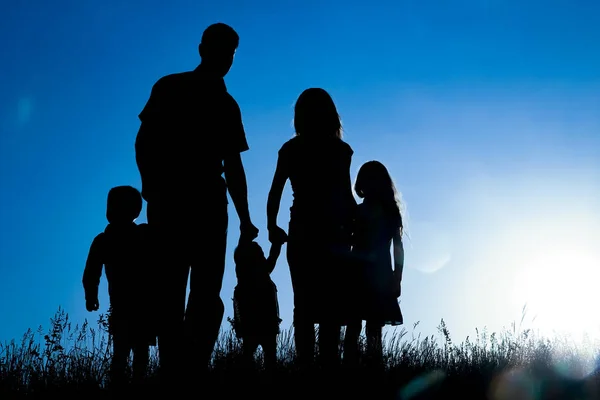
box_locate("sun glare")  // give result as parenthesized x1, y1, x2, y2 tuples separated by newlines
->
(512, 241, 600, 343)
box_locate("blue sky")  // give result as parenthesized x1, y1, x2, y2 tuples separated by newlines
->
(1, 0, 599, 346)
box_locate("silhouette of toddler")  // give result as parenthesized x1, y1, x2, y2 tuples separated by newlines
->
(231, 238, 284, 370)
(82, 185, 157, 388)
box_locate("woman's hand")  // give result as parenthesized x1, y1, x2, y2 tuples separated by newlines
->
(268, 225, 288, 244)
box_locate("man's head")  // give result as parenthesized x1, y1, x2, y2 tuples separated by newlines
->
(198, 23, 239, 78)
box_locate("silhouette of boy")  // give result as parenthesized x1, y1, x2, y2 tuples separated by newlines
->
(82, 185, 156, 388)
(231, 238, 284, 370)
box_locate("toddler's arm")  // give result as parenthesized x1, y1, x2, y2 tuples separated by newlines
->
(266, 241, 284, 274)
(82, 233, 104, 311)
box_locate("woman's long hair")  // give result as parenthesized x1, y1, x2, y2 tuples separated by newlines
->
(354, 161, 403, 236)
(293, 88, 343, 139)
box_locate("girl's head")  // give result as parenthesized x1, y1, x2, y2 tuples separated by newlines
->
(106, 185, 142, 224)
(355, 161, 403, 231)
(293, 88, 342, 139)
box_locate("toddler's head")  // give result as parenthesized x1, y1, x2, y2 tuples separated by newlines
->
(234, 241, 267, 282)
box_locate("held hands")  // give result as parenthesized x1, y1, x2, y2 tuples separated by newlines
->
(268, 225, 288, 244)
(240, 220, 259, 242)
(86, 298, 99, 312)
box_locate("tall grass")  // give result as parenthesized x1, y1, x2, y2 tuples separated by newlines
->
(1, 307, 600, 399)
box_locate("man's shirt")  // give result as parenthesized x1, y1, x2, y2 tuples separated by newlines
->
(135, 66, 249, 205)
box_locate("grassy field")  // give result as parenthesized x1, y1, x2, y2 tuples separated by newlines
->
(1, 307, 600, 399)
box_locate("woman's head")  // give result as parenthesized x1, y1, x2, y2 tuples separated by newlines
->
(293, 88, 342, 139)
(355, 161, 403, 230)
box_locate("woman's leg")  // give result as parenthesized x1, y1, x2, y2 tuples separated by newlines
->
(131, 342, 150, 385)
(242, 338, 259, 369)
(287, 231, 316, 370)
(293, 307, 315, 369)
(262, 335, 278, 371)
(318, 322, 341, 368)
(343, 320, 362, 366)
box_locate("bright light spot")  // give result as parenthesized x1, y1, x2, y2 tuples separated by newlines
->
(512, 241, 600, 342)
(404, 221, 452, 274)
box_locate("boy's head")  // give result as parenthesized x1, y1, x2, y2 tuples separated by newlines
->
(106, 185, 142, 224)
(234, 241, 266, 281)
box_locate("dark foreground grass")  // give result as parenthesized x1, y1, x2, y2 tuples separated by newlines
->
(2, 307, 600, 399)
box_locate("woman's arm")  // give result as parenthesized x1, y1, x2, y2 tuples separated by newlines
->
(267, 150, 289, 242)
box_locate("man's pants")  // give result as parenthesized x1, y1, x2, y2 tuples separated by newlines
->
(147, 199, 228, 384)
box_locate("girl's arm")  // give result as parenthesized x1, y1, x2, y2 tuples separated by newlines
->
(267, 149, 289, 243)
(392, 228, 404, 298)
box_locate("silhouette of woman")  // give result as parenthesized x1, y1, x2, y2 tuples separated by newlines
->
(267, 88, 357, 368)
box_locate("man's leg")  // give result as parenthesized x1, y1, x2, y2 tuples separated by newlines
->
(184, 205, 228, 376)
(147, 200, 190, 388)
(110, 333, 130, 393)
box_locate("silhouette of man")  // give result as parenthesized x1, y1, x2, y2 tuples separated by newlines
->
(134, 22, 259, 385)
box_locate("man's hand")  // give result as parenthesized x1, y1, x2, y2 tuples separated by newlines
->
(86, 298, 99, 312)
(268, 225, 288, 244)
(240, 221, 259, 241)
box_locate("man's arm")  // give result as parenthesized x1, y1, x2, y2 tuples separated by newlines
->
(82, 234, 104, 310)
(135, 78, 167, 202)
(222, 95, 257, 239)
(223, 153, 252, 226)
(135, 123, 160, 202)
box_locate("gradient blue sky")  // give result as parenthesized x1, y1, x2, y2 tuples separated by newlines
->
(1, 0, 600, 346)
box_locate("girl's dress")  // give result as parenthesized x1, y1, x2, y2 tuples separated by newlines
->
(350, 200, 403, 326)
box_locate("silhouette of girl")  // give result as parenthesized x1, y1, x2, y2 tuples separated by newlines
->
(267, 88, 357, 368)
(344, 161, 404, 366)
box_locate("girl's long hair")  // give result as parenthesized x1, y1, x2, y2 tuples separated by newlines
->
(293, 88, 343, 139)
(354, 161, 403, 236)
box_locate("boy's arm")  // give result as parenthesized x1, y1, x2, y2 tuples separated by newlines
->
(82, 234, 104, 310)
(265, 242, 284, 274)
